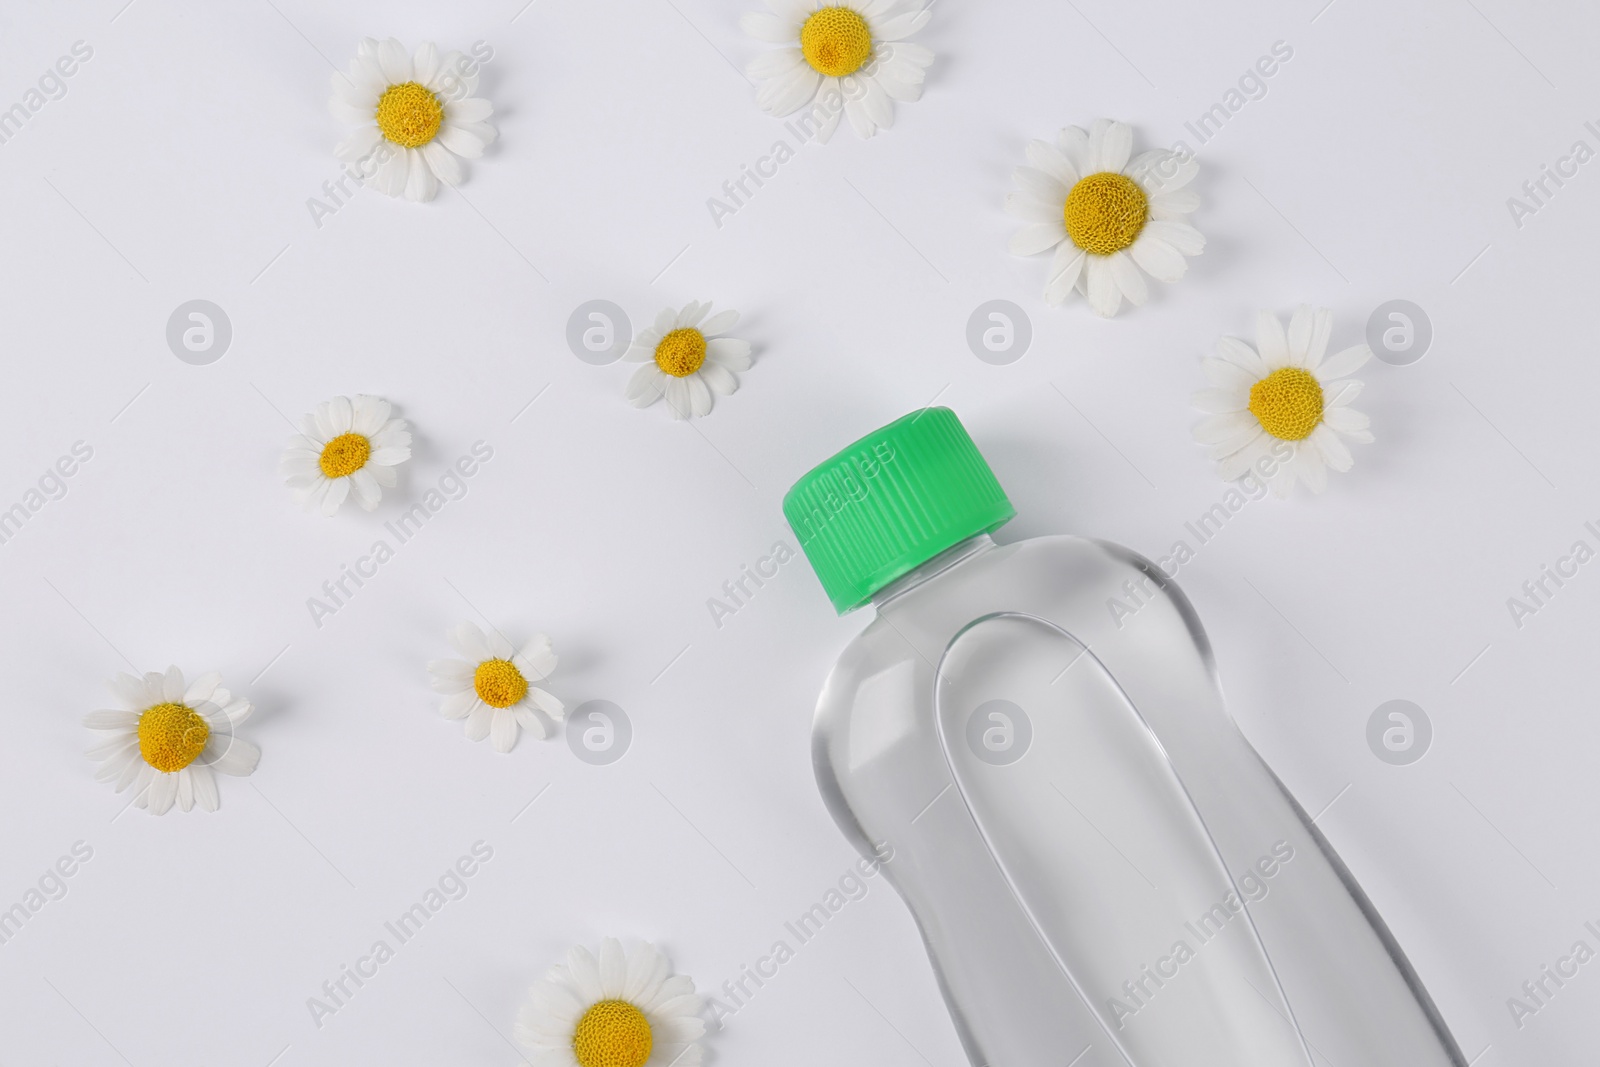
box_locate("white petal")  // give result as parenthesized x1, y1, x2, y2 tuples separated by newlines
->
(741, 11, 800, 43)
(686, 375, 713, 417)
(706, 338, 751, 370)
(437, 122, 488, 160)
(874, 9, 930, 40)
(183, 671, 222, 705)
(627, 364, 666, 407)
(526, 687, 564, 720)
(1316, 343, 1372, 381)
(446, 97, 493, 124)
(1193, 411, 1258, 445)
(111, 672, 147, 709)
(1148, 188, 1200, 220)
(599, 938, 628, 998)
(1323, 405, 1370, 434)
(319, 477, 350, 516)
(1256, 311, 1290, 367)
(147, 772, 177, 815)
(335, 125, 383, 162)
(1296, 444, 1329, 493)
(490, 708, 518, 753)
(209, 738, 260, 777)
(1128, 231, 1187, 283)
(566, 946, 604, 1003)
(1310, 423, 1355, 472)
(1108, 250, 1148, 307)
(1215, 432, 1273, 481)
(378, 38, 413, 84)
(663, 377, 692, 420)
(516, 635, 557, 680)
(1004, 192, 1064, 224)
(441, 690, 479, 720)
(1084, 255, 1121, 317)
(191, 765, 220, 812)
(1290, 305, 1333, 368)
(84, 709, 139, 730)
(1201, 356, 1256, 391)
(464, 704, 493, 742)
(1217, 335, 1267, 376)
(161, 665, 185, 703)
(350, 395, 390, 436)
(1044, 243, 1086, 306)
(699, 309, 739, 337)
(1026, 139, 1079, 186)
(1143, 220, 1204, 257)
(376, 147, 408, 197)
(412, 42, 440, 87)
(698, 362, 738, 396)
(403, 148, 438, 202)
(1093, 119, 1133, 173)
(1010, 221, 1066, 257)
(1192, 388, 1246, 414)
(450, 621, 490, 661)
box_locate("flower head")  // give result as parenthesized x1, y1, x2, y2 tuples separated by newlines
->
(428, 622, 563, 752)
(84, 666, 259, 815)
(623, 302, 751, 420)
(1192, 306, 1374, 495)
(742, 0, 933, 141)
(1008, 119, 1203, 316)
(329, 38, 497, 201)
(516, 939, 706, 1067)
(281, 395, 412, 516)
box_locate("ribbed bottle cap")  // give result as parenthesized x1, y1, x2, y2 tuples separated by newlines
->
(783, 408, 1015, 614)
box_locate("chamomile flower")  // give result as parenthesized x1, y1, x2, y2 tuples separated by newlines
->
(515, 939, 707, 1067)
(1007, 119, 1204, 316)
(1192, 306, 1375, 496)
(741, 0, 934, 141)
(623, 302, 751, 420)
(280, 395, 412, 516)
(427, 622, 563, 753)
(329, 37, 497, 202)
(84, 667, 259, 815)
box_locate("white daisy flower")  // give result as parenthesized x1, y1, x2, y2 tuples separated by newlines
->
(329, 37, 497, 202)
(741, 0, 933, 142)
(623, 302, 751, 421)
(515, 939, 707, 1067)
(84, 666, 259, 815)
(1192, 306, 1375, 496)
(427, 622, 563, 753)
(1007, 119, 1204, 316)
(280, 395, 412, 517)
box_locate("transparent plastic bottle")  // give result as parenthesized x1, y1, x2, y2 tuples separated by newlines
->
(782, 408, 1464, 1067)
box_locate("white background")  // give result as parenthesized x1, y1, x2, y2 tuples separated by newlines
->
(0, 0, 1596, 1063)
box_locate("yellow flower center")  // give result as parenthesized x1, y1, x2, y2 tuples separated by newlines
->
(138, 702, 210, 773)
(801, 7, 874, 77)
(318, 433, 371, 478)
(473, 659, 528, 709)
(654, 328, 707, 378)
(375, 81, 444, 148)
(1249, 367, 1325, 441)
(572, 1000, 653, 1067)
(1063, 172, 1149, 256)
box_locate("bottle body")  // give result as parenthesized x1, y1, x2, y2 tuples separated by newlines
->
(813, 533, 1463, 1066)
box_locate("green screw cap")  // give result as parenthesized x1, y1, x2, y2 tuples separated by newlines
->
(783, 408, 1016, 614)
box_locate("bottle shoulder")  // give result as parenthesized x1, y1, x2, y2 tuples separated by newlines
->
(847, 533, 1162, 651)
(816, 531, 1219, 723)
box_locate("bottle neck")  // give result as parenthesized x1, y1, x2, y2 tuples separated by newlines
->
(871, 533, 994, 610)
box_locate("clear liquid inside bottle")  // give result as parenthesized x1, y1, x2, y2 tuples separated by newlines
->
(813, 532, 1465, 1066)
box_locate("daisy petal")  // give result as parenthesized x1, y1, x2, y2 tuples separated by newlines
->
(1317, 343, 1372, 380)
(1256, 311, 1290, 367)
